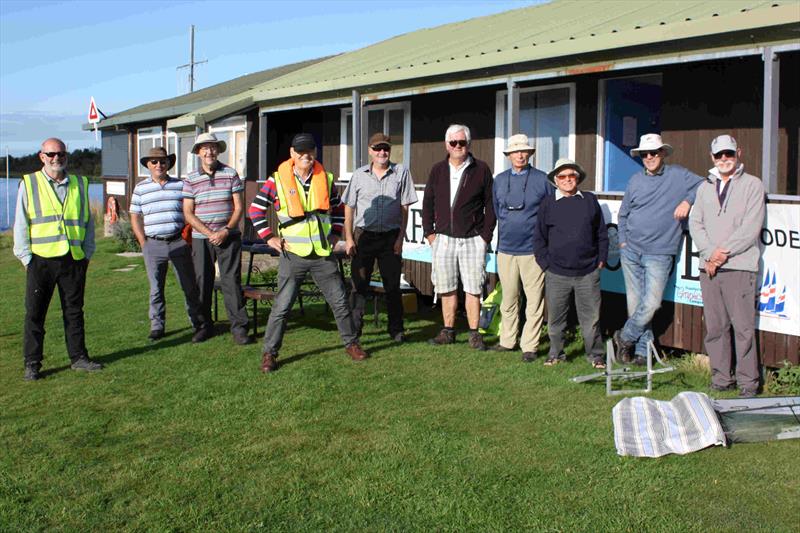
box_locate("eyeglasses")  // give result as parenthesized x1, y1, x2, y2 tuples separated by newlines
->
(370, 144, 391, 152)
(713, 150, 736, 160)
(148, 159, 168, 166)
(42, 151, 67, 158)
(642, 150, 662, 158)
(199, 145, 219, 153)
(556, 173, 579, 180)
(448, 140, 468, 148)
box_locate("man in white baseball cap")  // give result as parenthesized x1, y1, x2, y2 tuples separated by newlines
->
(613, 133, 703, 365)
(689, 135, 765, 397)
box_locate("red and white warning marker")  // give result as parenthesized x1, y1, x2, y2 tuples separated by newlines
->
(88, 96, 101, 141)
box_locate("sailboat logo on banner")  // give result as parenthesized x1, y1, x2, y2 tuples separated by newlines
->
(758, 268, 788, 319)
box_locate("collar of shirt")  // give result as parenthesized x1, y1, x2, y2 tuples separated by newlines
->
(294, 168, 313, 183)
(510, 164, 531, 176)
(42, 169, 69, 185)
(369, 162, 394, 178)
(555, 189, 583, 201)
(149, 176, 178, 187)
(645, 164, 666, 177)
(449, 156, 472, 175)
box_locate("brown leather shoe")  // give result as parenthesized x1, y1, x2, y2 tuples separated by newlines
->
(345, 343, 369, 361)
(261, 352, 278, 373)
(468, 331, 487, 351)
(428, 328, 456, 345)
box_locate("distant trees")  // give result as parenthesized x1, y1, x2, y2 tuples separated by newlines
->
(7, 148, 101, 178)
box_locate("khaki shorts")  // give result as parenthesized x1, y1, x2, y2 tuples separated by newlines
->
(431, 234, 487, 295)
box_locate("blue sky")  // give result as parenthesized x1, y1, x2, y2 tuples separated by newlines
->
(0, 0, 540, 156)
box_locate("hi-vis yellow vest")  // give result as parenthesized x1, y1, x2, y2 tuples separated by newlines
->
(273, 160, 334, 257)
(23, 171, 89, 259)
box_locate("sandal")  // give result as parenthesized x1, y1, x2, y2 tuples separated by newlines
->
(544, 354, 565, 366)
(591, 356, 606, 369)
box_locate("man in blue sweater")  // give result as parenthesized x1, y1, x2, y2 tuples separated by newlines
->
(534, 159, 608, 368)
(492, 134, 552, 362)
(614, 134, 703, 365)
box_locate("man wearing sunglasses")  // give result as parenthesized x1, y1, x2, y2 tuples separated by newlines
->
(491, 134, 552, 362)
(689, 135, 765, 398)
(130, 147, 208, 343)
(422, 124, 496, 350)
(613, 133, 702, 365)
(13, 138, 101, 380)
(343, 133, 418, 342)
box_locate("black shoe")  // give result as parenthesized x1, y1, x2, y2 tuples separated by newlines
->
(631, 355, 647, 366)
(391, 332, 406, 343)
(24, 364, 41, 381)
(233, 331, 254, 345)
(739, 388, 757, 398)
(148, 329, 165, 341)
(492, 344, 514, 352)
(71, 357, 103, 372)
(521, 352, 538, 363)
(710, 383, 735, 392)
(612, 330, 634, 364)
(192, 327, 212, 343)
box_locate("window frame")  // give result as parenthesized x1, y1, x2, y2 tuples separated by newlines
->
(209, 116, 248, 178)
(493, 82, 576, 174)
(137, 126, 164, 178)
(339, 101, 411, 180)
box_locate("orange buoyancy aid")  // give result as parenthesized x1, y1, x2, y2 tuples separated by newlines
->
(275, 159, 330, 217)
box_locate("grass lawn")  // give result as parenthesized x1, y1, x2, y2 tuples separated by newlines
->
(1, 236, 798, 532)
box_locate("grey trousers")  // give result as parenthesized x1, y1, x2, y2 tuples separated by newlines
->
(545, 269, 604, 359)
(192, 234, 249, 335)
(143, 238, 206, 331)
(262, 252, 358, 355)
(700, 270, 759, 392)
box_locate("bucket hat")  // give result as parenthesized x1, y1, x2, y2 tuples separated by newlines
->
(191, 132, 227, 154)
(547, 158, 586, 185)
(629, 133, 673, 158)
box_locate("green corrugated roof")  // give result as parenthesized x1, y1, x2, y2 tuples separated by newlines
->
(90, 56, 328, 129)
(168, 0, 799, 129)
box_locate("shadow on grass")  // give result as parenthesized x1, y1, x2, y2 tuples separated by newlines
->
(92, 329, 196, 367)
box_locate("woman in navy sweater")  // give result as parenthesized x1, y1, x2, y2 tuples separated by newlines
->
(534, 159, 608, 368)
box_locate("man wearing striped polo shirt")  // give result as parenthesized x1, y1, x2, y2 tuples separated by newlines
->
(130, 147, 209, 343)
(183, 133, 252, 345)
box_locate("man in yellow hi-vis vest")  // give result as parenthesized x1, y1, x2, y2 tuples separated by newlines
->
(13, 138, 102, 381)
(248, 133, 368, 373)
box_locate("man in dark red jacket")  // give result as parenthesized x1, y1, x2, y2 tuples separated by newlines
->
(422, 124, 496, 350)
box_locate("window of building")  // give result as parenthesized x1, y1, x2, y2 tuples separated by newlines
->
(209, 117, 247, 177)
(494, 84, 575, 175)
(340, 102, 411, 179)
(137, 126, 163, 177)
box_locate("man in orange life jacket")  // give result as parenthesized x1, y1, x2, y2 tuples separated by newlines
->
(248, 133, 369, 373)
(13, 137, 103, 381)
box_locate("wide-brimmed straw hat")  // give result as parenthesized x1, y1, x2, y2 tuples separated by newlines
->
(629, 133, 673, 158)
(191, 132, 227, 154)
(139, 146, 176, 170)
(503, 133, 535, 155)
(547, 158, 586, 184)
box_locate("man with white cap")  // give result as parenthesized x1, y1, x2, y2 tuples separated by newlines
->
(183, 132, 251, 345)
(130, 146, 208, 343)
(534, 158, 608, 368)
(613, 133, 702, 365)
(689, 135, 765, 397)
(491, 133, 552, 361)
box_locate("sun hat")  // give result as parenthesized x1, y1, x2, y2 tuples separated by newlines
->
(710, 135, 738, 154)
(629, 133, 673, 158)
(139, 146, 176, 170)
(191, 132, 227, 154)
(547, 158, 586, 184)
(503, 133, 535, 155)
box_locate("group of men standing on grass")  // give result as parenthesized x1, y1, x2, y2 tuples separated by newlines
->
(14, 128, 766, 397)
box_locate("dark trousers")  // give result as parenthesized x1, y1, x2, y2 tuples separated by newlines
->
(24, 254, 89, 367)
(262, 252, 358, 354)
(545, 269, 604, 359)
(192, 234, 249, 334)
(349, 228, 404, 336)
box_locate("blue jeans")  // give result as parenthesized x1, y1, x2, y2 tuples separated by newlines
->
(619, 247, 673, 356)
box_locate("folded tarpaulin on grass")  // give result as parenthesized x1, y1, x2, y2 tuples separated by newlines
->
(612, 392, 726, 457)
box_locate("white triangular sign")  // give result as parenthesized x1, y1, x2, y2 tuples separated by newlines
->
(88, 97, 100, 124)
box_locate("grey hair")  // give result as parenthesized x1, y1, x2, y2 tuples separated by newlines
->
(445, 124, 471, 144)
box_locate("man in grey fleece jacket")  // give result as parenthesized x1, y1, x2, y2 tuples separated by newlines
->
(689, 135, 765, 398)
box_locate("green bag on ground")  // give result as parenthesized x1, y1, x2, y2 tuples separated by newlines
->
(479, 282, 502, 336)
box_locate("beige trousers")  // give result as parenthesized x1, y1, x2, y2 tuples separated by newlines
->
(497, 253, 545, 353)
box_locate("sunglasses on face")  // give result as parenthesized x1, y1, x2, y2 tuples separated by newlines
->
(556, 173, 578, 180)
(713, 150, 736, 160)
(42, 151, 67, 158)
(370, 144, 390, 152)
(448, 140, 468, 148)
(642, 150, 662, 158)
(148, 159, 168, 166)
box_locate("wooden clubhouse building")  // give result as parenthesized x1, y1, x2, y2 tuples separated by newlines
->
(90, 0, 800, 365)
